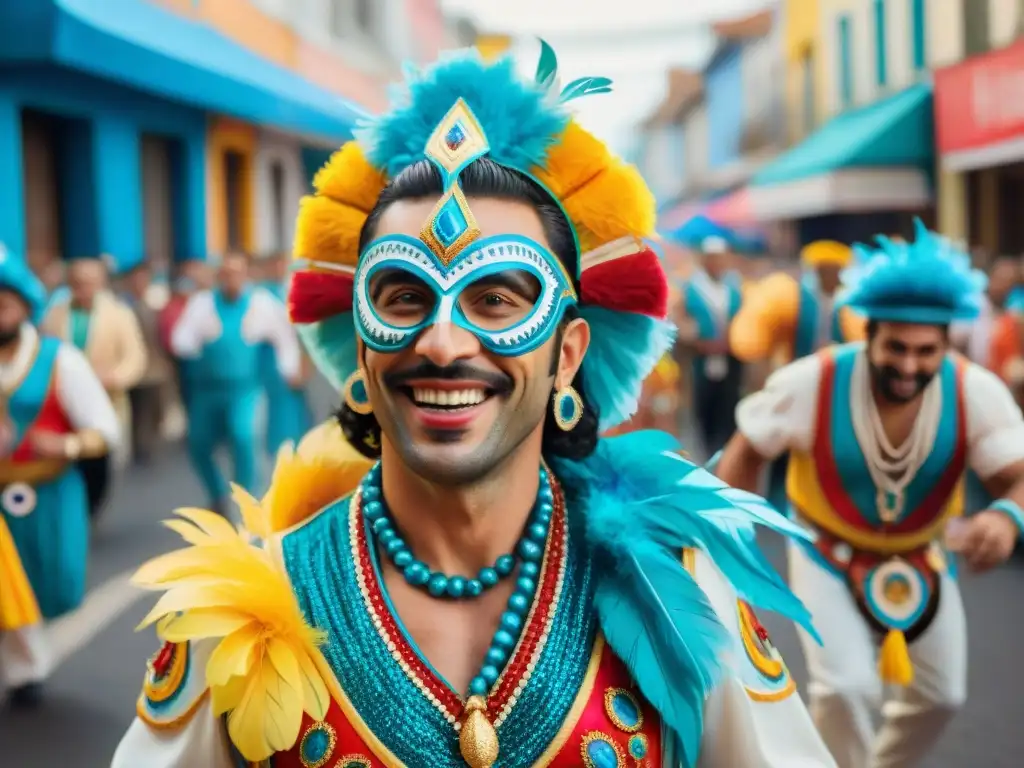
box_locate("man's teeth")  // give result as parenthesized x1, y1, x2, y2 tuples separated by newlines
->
(412, 388, 487, 407)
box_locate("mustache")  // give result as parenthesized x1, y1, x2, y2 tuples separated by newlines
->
(383, 360, 514, 393)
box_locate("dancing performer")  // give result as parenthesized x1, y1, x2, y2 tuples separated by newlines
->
(171, 253, 300, 512)
(716, 223, 1024, 768)
(258, 252, 313, 458)
(0, 247, 119, 707)
(112, 45, 835, 767)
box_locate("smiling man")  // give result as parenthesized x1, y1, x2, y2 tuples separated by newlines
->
(716, 222, 1024, 768)
(112, 45, 836, 768)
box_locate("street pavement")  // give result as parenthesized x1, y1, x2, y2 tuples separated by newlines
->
(2, 399, 1024, 766)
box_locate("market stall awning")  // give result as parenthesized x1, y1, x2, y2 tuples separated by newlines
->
(751, 83, 934, 220)
(0, 0, 368, 143)
(704, 187, 755, 226)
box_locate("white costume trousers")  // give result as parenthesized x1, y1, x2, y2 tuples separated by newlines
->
(0, 622, 51, 689)
(788, 543, 967, 768)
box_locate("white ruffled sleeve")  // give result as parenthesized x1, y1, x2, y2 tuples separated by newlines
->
(964, 362, 1024, 479)
(734, 354, 824, 460)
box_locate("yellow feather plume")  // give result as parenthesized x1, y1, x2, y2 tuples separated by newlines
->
(313, 141, 387, 214)
(132, 506, 330, 762)
(293, 195, 368, 269)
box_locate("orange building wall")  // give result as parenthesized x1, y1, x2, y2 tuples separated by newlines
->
(207, 117, 257, 256)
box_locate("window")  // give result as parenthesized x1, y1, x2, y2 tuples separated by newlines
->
(329, 0, 347, 38)
(353, 0, 374, 35)
(911, 0, 927, 70)
(801, 49, 816, 132)
(328, 0, 377, 40)
(838, 14, 854, 109)
(963, 0, 989, 56)
(873, 0, 887, 87)
(224, 151, 244, 251)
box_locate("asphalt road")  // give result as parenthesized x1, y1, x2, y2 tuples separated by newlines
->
(2, 398, 1023, 767)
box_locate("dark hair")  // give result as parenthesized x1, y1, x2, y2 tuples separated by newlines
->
(865, 319, 950, 340)
(337, 157, 599, 461)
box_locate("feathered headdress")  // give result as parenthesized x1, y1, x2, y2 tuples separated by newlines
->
(288, 42, 672, 431)
(839, 219, 986, 324)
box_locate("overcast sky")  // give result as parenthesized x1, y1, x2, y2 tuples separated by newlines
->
(439, 0, 772, 152)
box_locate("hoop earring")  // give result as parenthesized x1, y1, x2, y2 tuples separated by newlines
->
(552, 386, 583, 432)
(343, 370, 373, 415)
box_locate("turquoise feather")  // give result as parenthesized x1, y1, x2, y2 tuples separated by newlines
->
(560, 76, 613, 103)
(297, 315, 358, 390)
(579, 306, 675, 431)
(535, 39, 559, 90)
(554, 431, 821, 767)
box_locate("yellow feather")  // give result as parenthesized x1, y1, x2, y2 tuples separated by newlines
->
(232, 483, 268, 539)
(206, 624, 261, 687)
(159, 609, 253, 642)
(312, 141, 387, 215)
(133, 499, 333, 762)
(293, 195, 367, 269)
(174, 507, 240, 542)
(562, 163, 656, 252)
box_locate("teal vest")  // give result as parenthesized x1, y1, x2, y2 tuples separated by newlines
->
(683, 274, 742, 343)
(794, 281, 844, 359)
(198, 289, 259, 387)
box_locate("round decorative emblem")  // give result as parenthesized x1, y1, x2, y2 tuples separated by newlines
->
(299, 721, 338, 768)
(581, 731, 625, 767)
(2, 482, 37, 518)
(864, 558, 929, 631)
(603, 687, 643, 733)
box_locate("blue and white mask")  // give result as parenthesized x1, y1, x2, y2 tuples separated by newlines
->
(353, 99, 578, 357)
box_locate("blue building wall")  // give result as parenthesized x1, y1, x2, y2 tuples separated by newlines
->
(704, 44, 745, 172)
(0, 64, 207, 269)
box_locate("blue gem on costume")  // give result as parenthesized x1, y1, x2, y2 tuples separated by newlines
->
(581, 731, 625, 767)
(445, 120, 467, 150)
(628, 733, 649, 759)
(604, 687, 643, 733)
(299, 721, 337, 768)
(432, 194, 470, 248)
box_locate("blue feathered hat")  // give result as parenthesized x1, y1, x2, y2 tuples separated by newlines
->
(0, 244, 47, 323)
(290, 42, 673, 432)
(839, 219, 986, 324)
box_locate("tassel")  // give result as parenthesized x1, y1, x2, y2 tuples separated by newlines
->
(879, 629, 914, 686)
(459, 696, 499, 768)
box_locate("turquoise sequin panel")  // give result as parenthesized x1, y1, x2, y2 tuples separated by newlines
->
(281, 493, 596, 767)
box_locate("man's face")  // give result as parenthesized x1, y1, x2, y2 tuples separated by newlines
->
(816, 264, 842, 295)
(704, 250, 729, 279)
(989, 260, 1020, 307)
(867, 322, 947, 403)
(127, 265, 151, 297)
(218, 255, 249, 298)
(67, 260, 106, 307)
(0, 290, 28, 344)
(361, 196, 589, 486)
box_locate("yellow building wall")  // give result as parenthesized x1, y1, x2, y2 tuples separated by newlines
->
(782, 0, 821, 144)
(207, 117, 258, 256)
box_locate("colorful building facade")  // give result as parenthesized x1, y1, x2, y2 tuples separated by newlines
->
(0, 0, 450, 273)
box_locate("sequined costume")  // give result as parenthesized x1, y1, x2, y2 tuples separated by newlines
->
(112, 44, 835, 767)
(728, 223, 1024, 767)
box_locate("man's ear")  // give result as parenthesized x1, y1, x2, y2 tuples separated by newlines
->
(555, 317, 590, 389)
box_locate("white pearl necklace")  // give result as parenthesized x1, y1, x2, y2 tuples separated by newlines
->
(849, 351, 942, 523)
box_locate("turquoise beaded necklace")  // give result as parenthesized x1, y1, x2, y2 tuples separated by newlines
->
(360, 463, 554, 697)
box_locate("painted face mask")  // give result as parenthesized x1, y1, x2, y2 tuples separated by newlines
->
(352, 100, 578, 357)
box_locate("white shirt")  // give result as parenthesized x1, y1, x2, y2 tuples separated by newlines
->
(170, 287, 301, 380)
(0, 324, 121, 450)
(735, 346, 1024, 479)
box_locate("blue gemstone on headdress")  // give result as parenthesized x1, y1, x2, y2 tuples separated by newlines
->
(445, 121, 467, 150)
(585, 737, 622, 767)
(433, 196, 469, 248)
(300, 726, 331, 764)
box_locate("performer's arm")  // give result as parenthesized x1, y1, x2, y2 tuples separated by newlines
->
(716, 354, 822, 493)
(249, 289, 302, 382)
(957, 363, 1024, 568)
(694, 552, 837, 767)
(728, 273, 800, 362)
(111, 640, 234, 768)
(106, 301, 149, 391)
(170, 292, 216, 360)
(55, 344, 121, 457)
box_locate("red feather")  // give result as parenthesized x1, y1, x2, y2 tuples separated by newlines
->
(580, 247, 669, 318)
(288, 270, 354, 323)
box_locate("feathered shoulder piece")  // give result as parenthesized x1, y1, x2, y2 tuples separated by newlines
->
(131, 428, 375, 762)
(553, 431, 818, 767)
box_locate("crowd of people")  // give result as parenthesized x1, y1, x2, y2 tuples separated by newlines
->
(0, 247, 312, 707)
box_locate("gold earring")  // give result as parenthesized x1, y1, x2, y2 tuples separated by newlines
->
(343, 370, 373, 415)
(552, 386, 583, 431)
